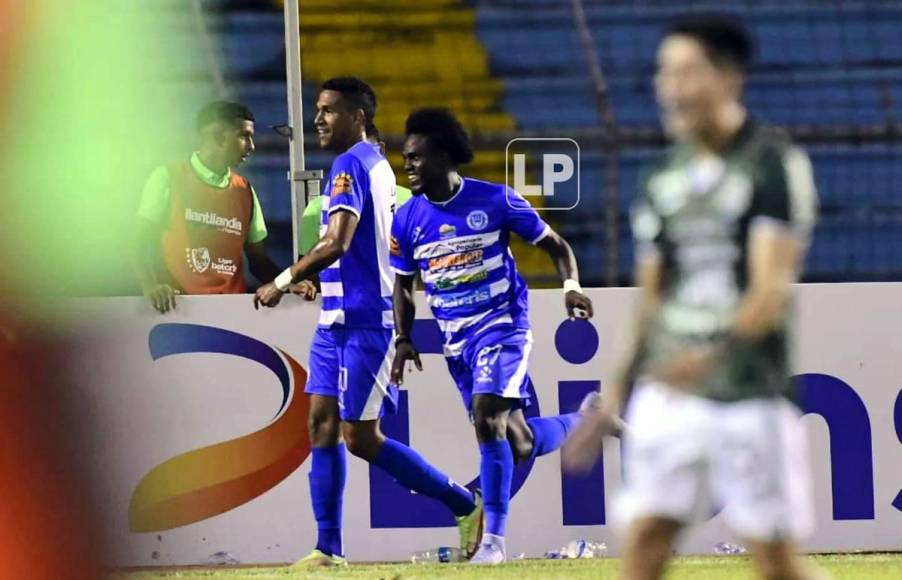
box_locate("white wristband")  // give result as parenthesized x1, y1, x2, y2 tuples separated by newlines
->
(274, 268, 294, 292)
(563, 279, 582, 294)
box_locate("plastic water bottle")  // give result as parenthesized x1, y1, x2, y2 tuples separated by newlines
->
(713, 542, 747, 555)
(545, 540, 607, 559)
(410, 547, 464, 563)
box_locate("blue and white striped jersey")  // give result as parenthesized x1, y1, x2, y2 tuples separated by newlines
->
(319, 141, 395, 329)
(390, 177, 550, 355)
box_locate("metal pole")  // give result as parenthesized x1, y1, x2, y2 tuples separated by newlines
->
(283, 0, 321, 259)
(572, 0, 621, 287)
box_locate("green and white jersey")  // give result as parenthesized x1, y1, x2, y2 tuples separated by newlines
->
(632, 121, 818, 401)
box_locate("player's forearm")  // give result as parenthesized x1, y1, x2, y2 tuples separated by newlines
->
(285, 236, 344, 284)
(393, 278, 416, 338)
(729, 281, 792, 342)
(131, 235, 160, 290)
(609, 294, 659, 391)
(537, 231, 580, 283)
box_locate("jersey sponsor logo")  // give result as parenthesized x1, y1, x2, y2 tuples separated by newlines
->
(390, 235, 402, 257)
(428, 249, 483, 273)
(184, 208, 243, 236)
(439, 224, 457, 239)
(414, 231, 499, 260)
(430, 287, 491, 309)
(186, 247, 211, 273)
(433, 269, 488, 291)
(466, 210, 489, 231)
(185, 247, 237, 276)
(331, 172, 352, 197)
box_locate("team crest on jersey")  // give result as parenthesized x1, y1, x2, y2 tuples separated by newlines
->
(466, 210, 489, 231)
(390, 235, 402, 257)
(331, 172, 352, 197)
(439, 224, 457, 239)
(186, 247, 211, 273)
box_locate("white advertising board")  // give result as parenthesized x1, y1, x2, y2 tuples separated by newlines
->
(66, 284, 902, 565)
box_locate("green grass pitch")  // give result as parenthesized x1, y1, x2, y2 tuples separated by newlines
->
(115, 553, 902, 579)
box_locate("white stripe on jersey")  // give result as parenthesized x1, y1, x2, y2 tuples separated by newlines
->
(502, 330, 533, 398)
(421, 254, 505, 285)
(382, 310, 394, 327)
(436, 305, 507, 335)
(442, 314, 513, 357)
(320, 282, 343, 297)
(369, 159, 396, 302)
(489, 278, 510, 297)
(413, 230, 501, 260)
(318, 309, 345, 326)
(360, 340, 395, 421)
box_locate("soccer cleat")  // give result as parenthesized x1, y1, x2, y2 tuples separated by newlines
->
(456, 489, 484, 558)
(468, 540, 506, 565)
(291, 549, 348, 568)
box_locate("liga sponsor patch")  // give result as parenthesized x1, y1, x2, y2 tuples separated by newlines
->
(331, 172, 352, 197)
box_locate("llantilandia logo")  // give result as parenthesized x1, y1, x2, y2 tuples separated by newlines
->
(128, 323, 311, 532)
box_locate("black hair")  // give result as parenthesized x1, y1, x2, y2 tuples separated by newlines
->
(196, 101, 255, 131)
(405, 107, 474, 166)
(320, 76, 377, 125)
(664, 13, 754, 72)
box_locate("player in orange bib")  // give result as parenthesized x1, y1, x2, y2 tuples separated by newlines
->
(132, 101, 315, 313)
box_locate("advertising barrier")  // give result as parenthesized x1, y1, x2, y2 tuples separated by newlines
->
(67, 284, 902, 565)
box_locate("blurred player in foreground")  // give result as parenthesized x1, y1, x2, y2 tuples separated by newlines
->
(564, 15, 824, 580)
(133, 101, 315, 313)
(255, 78, 483, 566)
(390, 108, 595, 564)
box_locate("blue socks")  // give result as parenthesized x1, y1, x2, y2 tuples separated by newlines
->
(309, 445, 347, 557)
(479, 440, 514, 537)
(373, 438, 476, 517)
(526, 413, 580, 459)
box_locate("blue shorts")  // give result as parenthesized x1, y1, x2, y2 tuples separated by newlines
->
(445, 327, 534, 412)
(305, 327, 399, 421)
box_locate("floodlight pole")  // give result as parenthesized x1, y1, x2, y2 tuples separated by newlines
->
(284, 0, 322, 259)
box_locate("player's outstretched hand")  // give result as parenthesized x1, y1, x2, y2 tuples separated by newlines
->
(565, 290, 594, 320)
(289, 280, 318, 301)
(254, 282, 284, 310)
(562, 396, 620, 474)
(143, 283, 179, 314)
(390, 338, 422, 387)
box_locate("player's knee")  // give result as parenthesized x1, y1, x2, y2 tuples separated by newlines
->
(308, 407, 340, 447)
(473, 412, 507, 442)
(342, 423, 383, 461)
(508, 432, 534, 463)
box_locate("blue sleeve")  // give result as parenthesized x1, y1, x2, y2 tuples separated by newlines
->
(389, 208, 417, 275)
(504, 187, 551, 244)
(327, 154, 368, 218)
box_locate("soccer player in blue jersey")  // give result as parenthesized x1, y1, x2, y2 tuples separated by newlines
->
(255, 79, 483, 567)
(389, 108, 596, 564)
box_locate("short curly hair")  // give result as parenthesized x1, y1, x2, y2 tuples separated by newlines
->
(405, 107, 474, 166)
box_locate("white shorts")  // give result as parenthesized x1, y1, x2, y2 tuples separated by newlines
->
(615, 380, 815, 543)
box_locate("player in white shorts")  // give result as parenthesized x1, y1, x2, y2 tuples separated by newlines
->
(564, 14, 826, 580)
